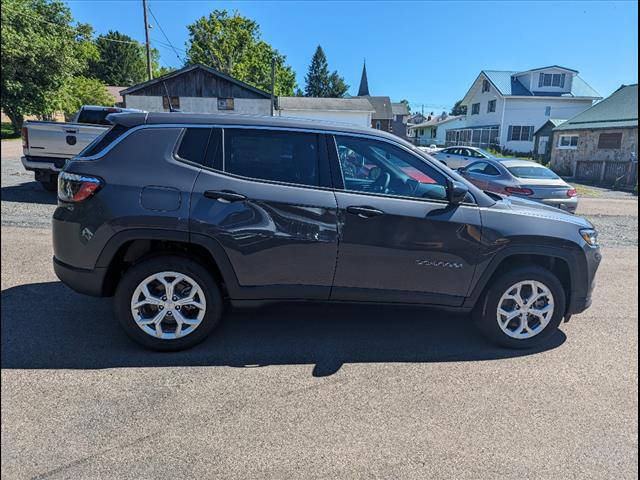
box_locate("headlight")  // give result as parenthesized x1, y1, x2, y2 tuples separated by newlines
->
(580, 228, 599, 247)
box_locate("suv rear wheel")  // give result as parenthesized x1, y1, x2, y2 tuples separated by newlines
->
(474, 266, 566, 349)
(114, 255, 223, 351)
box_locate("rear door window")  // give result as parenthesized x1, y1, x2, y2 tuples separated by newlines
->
(224, 129, 321, 187)
(176, 128, 211, 165)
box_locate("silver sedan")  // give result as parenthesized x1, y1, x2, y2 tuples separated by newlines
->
(458, 158, 578, 213)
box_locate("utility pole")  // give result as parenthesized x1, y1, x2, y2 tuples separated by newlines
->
(270, 56, 276, 116)
(142, 0, 153, 81)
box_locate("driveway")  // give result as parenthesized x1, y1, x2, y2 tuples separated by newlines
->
(1, 141, 638, 479)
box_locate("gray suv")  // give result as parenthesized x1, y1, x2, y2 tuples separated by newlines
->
(53, 113, 601, 351)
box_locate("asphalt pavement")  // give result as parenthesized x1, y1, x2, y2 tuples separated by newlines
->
(1, 139, 638, 479)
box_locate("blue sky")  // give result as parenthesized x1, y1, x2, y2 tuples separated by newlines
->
(68, 0, 638, 112)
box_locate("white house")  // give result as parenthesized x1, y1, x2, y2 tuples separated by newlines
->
(451, 66, 601, 153)
(408, 114, 465, 146)
(276, 97, 374, 127)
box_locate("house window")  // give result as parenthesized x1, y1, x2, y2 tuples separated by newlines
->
(597, 132, 622, 149)
(482, 79, 490, 93)
(558, 135, 579, 148)
(375, 120, 381, 130)
(471, 103, 480, 115)
(162, 96, 180, 110)
(508, 125, 534, 141)
(432, 127, 437, 138)
(487, 100, 496, 113)
(217, 98, 234, 111)
(538, 73, 566, 88)
(545, 106, 551, 116)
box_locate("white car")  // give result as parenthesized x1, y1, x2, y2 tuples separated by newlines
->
(432, 146, 496, 169)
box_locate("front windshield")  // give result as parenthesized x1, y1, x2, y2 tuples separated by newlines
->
(508, 166, 560, 179)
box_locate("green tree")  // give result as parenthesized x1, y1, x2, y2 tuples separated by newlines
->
(51, 76, 114, 120)
(400, 99, 411, 113)
(88, 31, 148, 85)
(327, 71, 349, 98)
(1, 0, 95, 131)
(304, 46, 330, 97)
(185, 9, 296, 95)
(304, 46, 348, 97)
(450, 99, 467, 116)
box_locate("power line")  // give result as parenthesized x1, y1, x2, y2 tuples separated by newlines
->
(3, 6, 141, 45)
(148, 6, 184, 63)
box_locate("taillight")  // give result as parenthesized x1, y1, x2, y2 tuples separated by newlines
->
(504, 186, 534, 196)
(567, 188, 577, 197)
(21, 127, 29, 149)
(58, 172, 103, 202)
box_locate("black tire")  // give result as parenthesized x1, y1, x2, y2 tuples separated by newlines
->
(114, 255, 224, 351)
(473, 266, 566, 349)
(40, 178, 57, 192)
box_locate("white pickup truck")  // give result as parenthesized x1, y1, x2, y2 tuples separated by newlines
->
(21, 105, 142, 190)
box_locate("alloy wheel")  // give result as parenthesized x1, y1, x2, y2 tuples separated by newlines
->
(496, 280, 555, 339)
(130, 271, 207, 340)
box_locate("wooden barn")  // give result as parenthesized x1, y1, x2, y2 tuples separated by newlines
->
(120, 64, 272, 115)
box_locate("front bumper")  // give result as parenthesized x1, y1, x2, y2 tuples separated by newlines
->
(567, 245, 601, 315)
(53, 256, 109, 297)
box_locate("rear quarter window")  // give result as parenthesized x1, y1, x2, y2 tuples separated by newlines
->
(78, 124, 129, 158)
(175, 128, 222, 169)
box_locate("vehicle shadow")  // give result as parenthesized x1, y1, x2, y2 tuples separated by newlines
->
(1, 281, 566, 376)
(1, 182, 57, 205)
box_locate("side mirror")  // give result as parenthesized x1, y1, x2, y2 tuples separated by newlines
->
(368, 166, 382, 181)
(447, 180, 469, 205)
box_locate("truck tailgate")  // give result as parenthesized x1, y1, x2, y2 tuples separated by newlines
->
(25, 121, 108, 159)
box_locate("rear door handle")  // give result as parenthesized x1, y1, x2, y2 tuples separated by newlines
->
(204, 190, 247, 203)
(346, 205, 384, 218)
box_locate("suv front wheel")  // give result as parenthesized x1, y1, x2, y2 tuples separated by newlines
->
(114, 255, 224, 351)
(474, 266, 566, 349)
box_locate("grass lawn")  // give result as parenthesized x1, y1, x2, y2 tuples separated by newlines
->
(573, 184, 601, 198)
(1, 122, 20, 140)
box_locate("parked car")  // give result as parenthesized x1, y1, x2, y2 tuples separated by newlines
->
(432, 146, 496, 168)
(52, 113, 601, 351)
(458, 158, 578, 213)
(21, 105, 143, 191)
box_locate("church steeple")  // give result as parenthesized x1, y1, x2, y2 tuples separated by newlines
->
(357, 60, 370, 96)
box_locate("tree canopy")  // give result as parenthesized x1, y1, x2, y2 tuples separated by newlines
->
(1, 0, 99, 130)
(88, 31, 148, 85)
(185, 9, 296, 95)
(304, 46, 349, 97)
(450, 99, 467, 116)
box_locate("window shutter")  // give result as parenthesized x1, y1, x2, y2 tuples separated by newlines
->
(538, 74, 544, 88)
(508, 126, 513, 141)
(560, 73, 566, 88)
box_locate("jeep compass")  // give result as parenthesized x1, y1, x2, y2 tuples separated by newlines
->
(53, 112, 601, 351)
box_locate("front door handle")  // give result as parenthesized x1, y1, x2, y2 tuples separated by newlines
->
(204, 190, 247, 203)
(346, 205, 384, 218)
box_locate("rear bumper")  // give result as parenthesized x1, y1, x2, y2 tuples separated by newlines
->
(540, 197, 578, 213)
(53, 256, 108, 297)
(21, 156, 66, 172)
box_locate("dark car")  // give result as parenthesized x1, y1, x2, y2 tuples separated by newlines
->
(52, 113, 601, 351)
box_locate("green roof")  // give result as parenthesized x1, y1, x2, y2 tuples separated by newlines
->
(554, 84, 638, 131)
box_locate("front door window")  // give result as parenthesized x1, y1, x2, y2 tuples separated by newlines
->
(335, 135, 448, 202)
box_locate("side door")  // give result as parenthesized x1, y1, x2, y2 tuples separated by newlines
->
(190, 127, 338, 300)
(329, 134, 483, 305)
